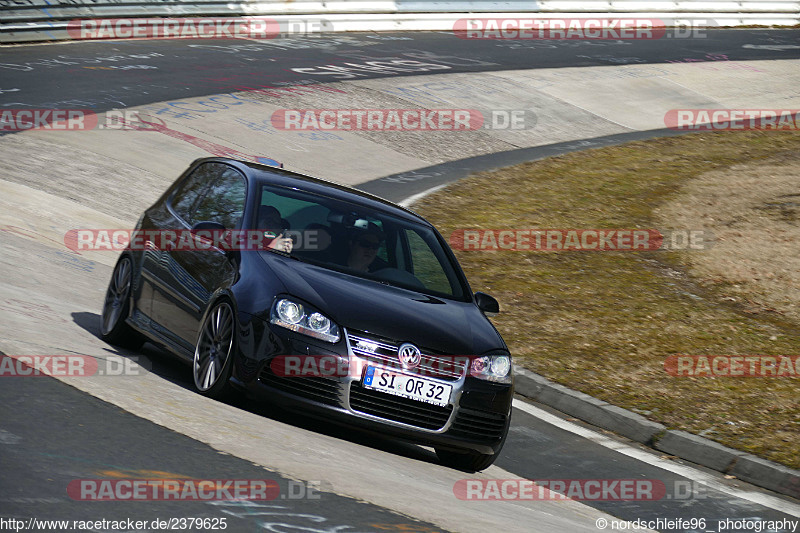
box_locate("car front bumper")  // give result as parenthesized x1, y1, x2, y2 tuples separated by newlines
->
(236, 327, 513, 455)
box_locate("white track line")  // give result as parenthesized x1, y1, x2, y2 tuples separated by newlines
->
(512, 399, 800, 516)
(399, 184, 447, 208)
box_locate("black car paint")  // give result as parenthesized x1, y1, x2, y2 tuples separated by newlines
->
(121, 157, 513, 457)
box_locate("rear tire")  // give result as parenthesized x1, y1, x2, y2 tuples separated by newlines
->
(193, 300, 236, 400)
(435, 447, 498, 472)
(100, 256, 145, 350)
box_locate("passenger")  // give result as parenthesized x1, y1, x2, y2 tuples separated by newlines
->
(257, 205, 293, 253)
(346, 223, 385, 272)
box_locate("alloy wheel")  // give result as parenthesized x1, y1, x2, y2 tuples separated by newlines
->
(101, 257, 132, 336)
(194, 302, 234, 392)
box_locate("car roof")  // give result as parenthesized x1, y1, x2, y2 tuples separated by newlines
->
(196, 157, 431, 226)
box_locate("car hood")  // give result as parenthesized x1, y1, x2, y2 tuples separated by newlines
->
(259, 253, 504, 355)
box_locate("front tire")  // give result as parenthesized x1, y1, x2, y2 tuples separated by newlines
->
(193, 300, 235, 399)
(100, 256, 145, 349)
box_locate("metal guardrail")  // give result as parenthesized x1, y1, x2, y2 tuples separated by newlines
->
(2, 0, 799, 43)
(3, 0, 800, 15)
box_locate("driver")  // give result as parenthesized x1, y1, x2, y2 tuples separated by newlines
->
(346, 223, 384, 272)
(257, 205, 293, 253)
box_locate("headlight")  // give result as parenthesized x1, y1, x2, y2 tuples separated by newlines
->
(277, 300, 304, 324)
(470, 354, 512, 383)
(307, 312, 330, 332)
(270, 298, 340, 343)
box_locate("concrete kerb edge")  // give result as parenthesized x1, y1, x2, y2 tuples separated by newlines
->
(512, 364, 800, 500)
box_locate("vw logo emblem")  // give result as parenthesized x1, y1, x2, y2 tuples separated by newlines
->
(397, 343, 421, 369)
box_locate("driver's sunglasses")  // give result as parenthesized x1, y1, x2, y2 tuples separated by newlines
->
(357, 239, 381, 250)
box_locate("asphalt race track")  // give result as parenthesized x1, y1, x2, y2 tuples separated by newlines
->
(1, 29, 800, 532)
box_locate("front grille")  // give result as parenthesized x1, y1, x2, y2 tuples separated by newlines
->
(349, 383, 453, 430)
(259, 365, 342, 407)
(449, 408, 507, 441)
(347, 330, 466, 382)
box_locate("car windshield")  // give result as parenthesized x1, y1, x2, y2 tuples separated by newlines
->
(254, 184, 469, 300)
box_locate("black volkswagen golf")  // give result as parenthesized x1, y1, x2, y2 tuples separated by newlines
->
(101, 157, 513, 470)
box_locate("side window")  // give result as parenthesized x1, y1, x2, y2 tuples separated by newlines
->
(171, 164, 214, 222)
(192, 165, 247, 229)
(170, 163, 247, 228)
(405, 230, 452, 294)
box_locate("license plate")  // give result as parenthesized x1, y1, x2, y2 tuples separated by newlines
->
(363, 366, 452, 407)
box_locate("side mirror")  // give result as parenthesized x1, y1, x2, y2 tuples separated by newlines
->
(190, 221, 238, 257)
(475, 292, 499, 317)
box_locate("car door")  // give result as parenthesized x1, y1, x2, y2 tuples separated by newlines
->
(151, 162, 247, 349)
(141, 162, 211, 347)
